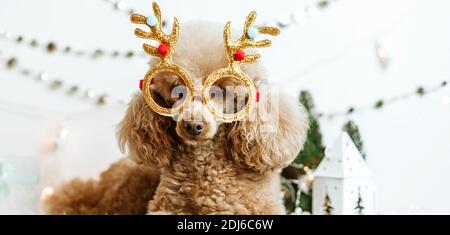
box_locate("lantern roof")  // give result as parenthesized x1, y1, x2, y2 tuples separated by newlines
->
(315, 132, 371, 178)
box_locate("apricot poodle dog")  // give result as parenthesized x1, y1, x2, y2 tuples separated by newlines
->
(43, 21, 308, 215)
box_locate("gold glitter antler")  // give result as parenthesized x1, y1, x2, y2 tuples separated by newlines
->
(131, 2, 195, 118)
(223, 11, 280, 65)
(130, 2, 179, 60)
(202, 12, 280, 123)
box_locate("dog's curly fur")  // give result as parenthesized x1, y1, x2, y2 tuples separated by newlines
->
(43, 21, 308, 215)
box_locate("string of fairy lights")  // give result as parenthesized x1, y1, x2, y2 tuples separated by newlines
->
(317, 79, 449, 120)
(101, 0, 340, 29)
(0, 52, 125, 107)
(0, 28, 146, 60)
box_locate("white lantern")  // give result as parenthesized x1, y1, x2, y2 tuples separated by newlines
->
(313, 132, 375, 215)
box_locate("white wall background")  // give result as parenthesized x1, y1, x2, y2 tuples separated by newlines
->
(0, 0, 449, 214)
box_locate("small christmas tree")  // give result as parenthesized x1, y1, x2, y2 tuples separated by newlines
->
(323, 192, 334, 215)
(281, 91, 326, 213)
(295, 91, 326, 168)
(281, 91, 327, 214)
(354, 188, 365, 215)
(343, 120, 366, 159)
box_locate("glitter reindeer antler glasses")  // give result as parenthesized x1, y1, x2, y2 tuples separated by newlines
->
(131, 2, 280, 122)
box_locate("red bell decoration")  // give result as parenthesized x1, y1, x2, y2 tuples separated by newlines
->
(157, 43, 170, 56)
(233, 49, 246, 61)
(139, 79, 144, 90)
(256, 90, 260, 103)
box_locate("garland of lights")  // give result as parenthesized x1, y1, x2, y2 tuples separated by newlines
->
(317, 80, 449, 120)
(101, 0, 340, 29)
(0, 54, 125, 106)
(264, 0, 340, 28)
(0, 28, 146, 60)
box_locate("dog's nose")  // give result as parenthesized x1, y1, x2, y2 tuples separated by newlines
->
(184, 121, 204, 135)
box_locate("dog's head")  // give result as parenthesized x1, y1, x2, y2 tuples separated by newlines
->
(117, 21, 308, 171)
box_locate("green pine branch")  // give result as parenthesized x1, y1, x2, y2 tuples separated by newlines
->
(295, 91, 325, 168)
(343, 120, 366, 159)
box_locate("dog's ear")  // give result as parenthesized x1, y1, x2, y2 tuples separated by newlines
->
(117, 93, 175, 167)
(228, 88, 309, 172)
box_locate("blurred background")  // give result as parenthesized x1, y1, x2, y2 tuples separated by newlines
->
(0, 0, 449, 214)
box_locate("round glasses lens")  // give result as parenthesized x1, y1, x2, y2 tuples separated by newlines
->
(148, 71, 188, 109)
(207, 76, 249, 115)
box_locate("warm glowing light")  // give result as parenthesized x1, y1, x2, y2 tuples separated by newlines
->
(40, 186, 54, 201)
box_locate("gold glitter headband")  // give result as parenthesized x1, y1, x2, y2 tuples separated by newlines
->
(131, 2, 280, 122)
